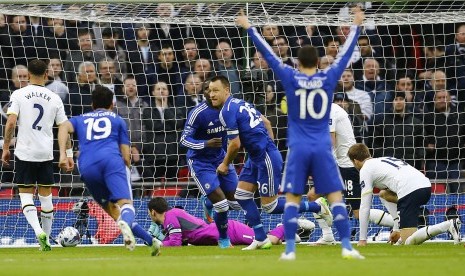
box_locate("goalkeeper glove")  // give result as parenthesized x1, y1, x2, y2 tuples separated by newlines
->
(148, 222, 166, 241)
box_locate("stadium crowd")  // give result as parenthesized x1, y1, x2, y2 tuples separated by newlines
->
(0, 3, 464, 193)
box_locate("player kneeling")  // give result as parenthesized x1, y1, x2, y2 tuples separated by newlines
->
(348, 143, 462, 246)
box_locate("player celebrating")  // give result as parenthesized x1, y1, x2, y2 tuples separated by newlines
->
(210, 76, 327, 250)
(57, 86, 161, 256)
(147, 197, 315, 247)
(180, 82, 240, 248)
(309, 103, 395, 244)
(236, 8, 365, 260)
(1, 59, 70, 251)
(348, 143, 462, 246)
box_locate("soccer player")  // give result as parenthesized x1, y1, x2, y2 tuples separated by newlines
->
(179, 82, 240, 248)
(348, 143, 462, 246)
(235, 8, 365, 260)
(309, 103, 395, 244)
(1, 59, 71, 251)
(210, 75, 328, 250)
(57, 86, 161, 256)
(147, 197, 315, 247)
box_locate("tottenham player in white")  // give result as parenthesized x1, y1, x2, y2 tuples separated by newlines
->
(1, 59, 73, 251)
(309, 103, 395, 244)
(348, 143, 462, 246)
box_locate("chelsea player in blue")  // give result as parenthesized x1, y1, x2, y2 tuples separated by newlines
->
(236, 9, 366, 260)
(180, 84, 240, 248)
(57, 86, 161, 256)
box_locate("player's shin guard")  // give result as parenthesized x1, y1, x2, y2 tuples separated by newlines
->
(120, 204, 136, 226)
(283, 202, 299, 254)
(38, 194, 54, 237)
(131, 222, 154, 246)
(405, 221, 450, 245)
(19, 193, 43, 236)
(330, 202, 352, 250)
(213, 199, 229, 239)
(235, 188, 267, 241)
(263, 198, 321, 214)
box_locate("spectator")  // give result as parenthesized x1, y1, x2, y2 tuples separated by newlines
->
(176, 73, 203, 117)
(155, 44, 182, 98)
(194, 58, 214, 83)
(0, 65, 28, 112)
(126, 23, 157, 100)
(395, 76, 420, 113)
(355, 58, 393, 118)
(214, 40, 241, 98)
(372, 92, 424, 169)
(272, 36, 297, 68)
(294, 25, 325, 57)
(114, 75, 149, 181)
(45, 18, 68, 60)
(417, 70, 452, 112)
(8, 15, 28, 66)
(98, 59, 123, 99)
(66, 62, 100, 116)
(0, 14, 12, 90)
(445, 24, 465, 92)
(420, 39, 446, 80)
(335, 25, 360, 65)
(64, 29, 105, 82)
(45, 58, 69, 101)
(338, 69, 373, 121)
(99, 27, 128, 80)
(151, 3, 189, 53)
(318, 55, 334, 70)
(179, 38, 199, 82)
(64, 5, 87, 51)
(89, 4, 111, 51)
(142, 81, 184, 181)
(323, 37, 340, 59)
(23, 15, 58, 61)
(333, 92, 364, 143)
(261, 24, 279, 46)
(423, 89, 465, 193)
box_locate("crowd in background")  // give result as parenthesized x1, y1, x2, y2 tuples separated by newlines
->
(0, 3, 464, 193)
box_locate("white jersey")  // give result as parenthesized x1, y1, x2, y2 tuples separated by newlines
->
(7, 84, 67, 162)
(358, 157, 431, 240)
(329, 103, 356, 168)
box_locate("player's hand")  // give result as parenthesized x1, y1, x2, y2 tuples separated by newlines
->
(389, 230, 401, 245)
(59, 154, 74, 172)
(357, 240, 367, 247)
(206, 138, 222, 148)
(235, 9, 252, 29)
(352, 6, 365, 26)
(216, 162, 229, 175)
(1, 149, 10, 166)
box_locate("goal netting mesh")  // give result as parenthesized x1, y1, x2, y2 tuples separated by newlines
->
(0, 1, 464, 246)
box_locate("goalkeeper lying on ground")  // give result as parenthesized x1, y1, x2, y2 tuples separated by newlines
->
(147, 197, 314, 247)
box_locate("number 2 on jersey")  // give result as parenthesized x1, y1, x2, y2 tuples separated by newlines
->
(32, 103, 44, 131)
(295, 88, 328, 119)
(83, 117, 112, 140)
(239, 103, 262, 128)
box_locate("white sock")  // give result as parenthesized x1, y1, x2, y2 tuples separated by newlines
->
(369, 209, 394, 227)
(313, 213, 334, 238)
(39, 194, 54, 237)
(19, 193, 44, 236)
(405, 221, 451, 245)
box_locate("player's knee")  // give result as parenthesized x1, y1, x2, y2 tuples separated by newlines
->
(213, 199, 229, 213)
(234, 188, 254, 201)
(228, 200, 242, 210)
(262, 198, 279, 214)
(307, 188, 319, 202)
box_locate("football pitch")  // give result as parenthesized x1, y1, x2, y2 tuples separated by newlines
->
(0, 243, 463, 275)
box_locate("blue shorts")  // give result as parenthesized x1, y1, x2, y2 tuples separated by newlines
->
(187, 159, 238, 196)
(238, 148, 283, 197)
(281, 145, 343, 195)
(79, 158, 132, 207)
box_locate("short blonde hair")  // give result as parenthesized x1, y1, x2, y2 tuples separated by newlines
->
(347, 143, 371, 162)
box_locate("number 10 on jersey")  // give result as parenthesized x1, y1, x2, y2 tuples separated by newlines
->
(295, 88, 328, 119)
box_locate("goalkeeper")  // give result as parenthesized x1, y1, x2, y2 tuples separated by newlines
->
(147, 197, 315, 247)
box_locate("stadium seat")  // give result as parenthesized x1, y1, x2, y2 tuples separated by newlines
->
(152, 188, 180, 197)
(431, 183, 447, 194)
(0, 188, 13, 198)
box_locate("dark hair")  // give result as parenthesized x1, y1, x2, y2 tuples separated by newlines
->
(324, 36, 340, 47)
(394, 91, 406, 99)
(101, 27, 118, 38)
(123, 74, 136, 82)
(298, 45, 319, 68)
(210, 75, 230, 88)
(347, 143, 371, 162)
(92, 85, 114, 109)
(28, 59, 48, 76)
(148, 197, 169, 214)
(184, 38, 196, 45)
(161, 43, 173, 50)
(273, 35, 288, 45)
(358, 35, 369, 43)
(77, 28, 92, 38)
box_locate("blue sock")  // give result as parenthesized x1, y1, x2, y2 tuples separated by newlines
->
(267, 198, 321, 214)
(213, 208, 229, 239)
(331, 202, 352, 250)
(120, 204, 135, 226)
(237, 198, 267, 241)
(131, 222, 153, 246)
(204, 197, 213, 210)
(283, 202, 299, 254)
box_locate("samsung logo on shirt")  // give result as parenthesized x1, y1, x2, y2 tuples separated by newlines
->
(298, 79, 323, 89)
(207, 126, 225, 134)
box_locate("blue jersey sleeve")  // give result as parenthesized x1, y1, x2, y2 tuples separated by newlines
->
(325, 25, 361, 81)
(247, 27, 295, 87)
(180, 110, 206, 150)
(219, 103, 239, 140)
(118, 117, 130, 145)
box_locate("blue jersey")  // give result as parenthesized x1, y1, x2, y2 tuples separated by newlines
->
(248, 26, 360, 147)
(219, 97, 274, 162)
(69, 109, 130, 168)
(180, 102, 227, 163)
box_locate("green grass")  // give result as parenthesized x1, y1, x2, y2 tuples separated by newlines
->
(1, 243, 463, 276)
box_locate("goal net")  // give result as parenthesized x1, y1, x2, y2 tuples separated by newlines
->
(0, 1, 463, 246)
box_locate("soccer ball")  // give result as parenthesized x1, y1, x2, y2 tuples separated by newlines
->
(58, 226, 81, 247)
